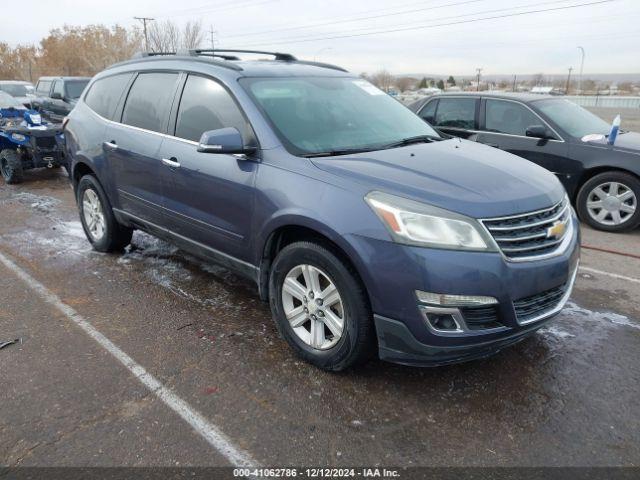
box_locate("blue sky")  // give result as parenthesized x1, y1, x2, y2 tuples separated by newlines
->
(7, 0, 640, 75)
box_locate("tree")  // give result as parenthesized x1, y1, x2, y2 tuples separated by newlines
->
(447, 75, 456, 86)
(530, 73, 546, 87)
(436, 79, 445, 90)
(417, 77, 427, 89)
(394, 76, 416, 92)
(38, 25, 142, 76)
(148, 19, 204, 53)
(370, 69, 394, 92)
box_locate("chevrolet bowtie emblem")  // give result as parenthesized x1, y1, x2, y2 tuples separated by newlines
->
(547, 221, 566, 239)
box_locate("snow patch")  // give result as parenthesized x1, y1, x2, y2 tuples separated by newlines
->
(11, 192, 60, 214)
(539, 326, 575, 339)
(563, 301, 640, 331)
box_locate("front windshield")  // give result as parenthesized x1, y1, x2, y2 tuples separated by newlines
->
(0, 91, 26, 109)
(534, 98, 611, 137)
(241, 77, 440, 155)
(0, 84, 31, 97)
(65, 80, 90, 99)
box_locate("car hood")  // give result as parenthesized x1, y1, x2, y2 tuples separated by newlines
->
(612, 131, 640, 153)
(311, 138, 565, 218)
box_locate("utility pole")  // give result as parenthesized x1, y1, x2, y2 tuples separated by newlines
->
(512, 74, 517, 92)
(565, 67, 573, 95)
(476, 68, 482, 92)
(577, 46, 585, 95)
(134, 17, 155, 51)
(209, 26, 217, 53)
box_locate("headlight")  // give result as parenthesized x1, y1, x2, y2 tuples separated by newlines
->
(11, 133, 26, 142)
(365, 191, 496, 251)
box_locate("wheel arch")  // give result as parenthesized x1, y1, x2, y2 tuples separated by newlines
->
(575, 166, 640, 200)
(257, 218, 371, 306)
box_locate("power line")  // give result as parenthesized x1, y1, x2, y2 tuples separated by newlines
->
(153, 0, 278, 19)
(241, 0, 586, 46)
(224, 0, 488, 39)
(235, 0, 616, 47)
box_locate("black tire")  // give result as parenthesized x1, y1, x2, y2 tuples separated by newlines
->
(268, 241, 375, 371)
(0, 149, 24, 184)
(76, 175, 133, 252)
(576, 171, 640, 232)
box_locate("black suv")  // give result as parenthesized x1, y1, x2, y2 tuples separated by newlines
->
(410, 93, 640, 232)
(33, 76, 91, 122)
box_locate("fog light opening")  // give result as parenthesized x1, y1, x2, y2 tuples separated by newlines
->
(427, 313, 462, 332)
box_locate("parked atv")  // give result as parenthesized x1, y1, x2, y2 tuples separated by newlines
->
(0, 91, 65, 184)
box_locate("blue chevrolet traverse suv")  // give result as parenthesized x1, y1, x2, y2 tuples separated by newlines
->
(64, 49, 580, 370)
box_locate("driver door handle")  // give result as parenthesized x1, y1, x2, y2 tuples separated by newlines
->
(162, 157, 181, 168)
(104, 140, 118, 150)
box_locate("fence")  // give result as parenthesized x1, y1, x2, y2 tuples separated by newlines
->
(565, 96, 640, 109)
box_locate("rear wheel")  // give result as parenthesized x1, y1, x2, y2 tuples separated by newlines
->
(268, 241, 375, 371)
(576, 171, 640, 232)
(77, 175, 133, 252)
(0, 149, 24, 184)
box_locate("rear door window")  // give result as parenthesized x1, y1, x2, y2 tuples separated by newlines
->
(419, 99, 437, 122)
(174, 74, 253, 143)
(52, 81, 64, 98)
(122, 72, 179, 133)
(434, 98, 477, 129)
(484, 99, 544, 136)
(36, 80, 52, 95)
(84, 74, 132, 120)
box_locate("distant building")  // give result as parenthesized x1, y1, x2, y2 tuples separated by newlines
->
(530, 86, 559, 95)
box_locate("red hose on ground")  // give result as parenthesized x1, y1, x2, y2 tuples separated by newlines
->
(581, 244, 640, 260)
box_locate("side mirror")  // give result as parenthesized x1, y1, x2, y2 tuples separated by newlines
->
(422, 115, 435, 124)
(525, 125, 549, 139)
(197, 127, 256, 155)
(51, 92, 63, 100)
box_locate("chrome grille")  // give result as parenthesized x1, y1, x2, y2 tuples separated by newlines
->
(481, 198, 571, 260)
(514, 282, 567, 324)
(460, 305, 502, 330)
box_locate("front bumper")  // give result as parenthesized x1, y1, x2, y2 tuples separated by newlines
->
(346, 214, 580, 366)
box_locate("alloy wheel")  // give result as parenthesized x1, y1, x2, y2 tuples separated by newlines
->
(82, 189, 106, 241)
(281, 264, 345, 350)
(586, 181, 637, 226)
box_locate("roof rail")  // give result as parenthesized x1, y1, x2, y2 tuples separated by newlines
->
(191, 49, 298, 62)
(127, 49, 348, 73)
(131, 51, 176, 59)
(176, 48, 240, 60)
(293, 60, 348, 73)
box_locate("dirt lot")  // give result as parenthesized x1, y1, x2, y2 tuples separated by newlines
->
(586, 106, 640, 132)
(1, 168, 639, 473)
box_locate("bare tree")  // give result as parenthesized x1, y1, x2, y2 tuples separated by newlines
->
(395, 76, 416, 92)
(370, 69, 394, 92)
(530, 73, 546, 86)
(148, 20, 203, 53)
(183, 20, 204, 49)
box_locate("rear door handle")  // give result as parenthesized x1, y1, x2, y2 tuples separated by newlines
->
(104, 140, 118, 150)
(162, 157, 181, 168)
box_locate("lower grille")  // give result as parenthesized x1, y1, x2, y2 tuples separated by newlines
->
(481, 198, 571, 260)
(35, 136, 57, 149)
(461, 305, 502, 330)
(514, 283, 567, 324)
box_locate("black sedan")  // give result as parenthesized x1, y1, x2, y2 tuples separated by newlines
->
(409, 92, 640, 232)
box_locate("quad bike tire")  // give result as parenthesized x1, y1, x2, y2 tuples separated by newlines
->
(0, 149, 24, 184)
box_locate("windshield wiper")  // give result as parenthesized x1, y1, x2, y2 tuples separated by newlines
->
(302, 148, 377, 158)
(379, 134, 444, 150)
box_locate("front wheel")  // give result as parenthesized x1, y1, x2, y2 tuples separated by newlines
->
(0, 149, 24, 184)
(77, 175, 133, 252)
(576, 171, 640, 232)
(268, 241, 375, 371)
